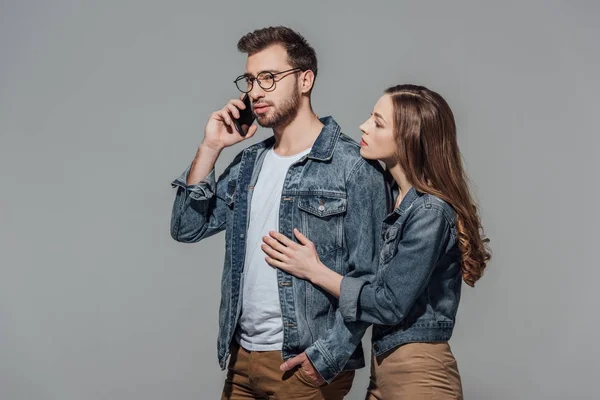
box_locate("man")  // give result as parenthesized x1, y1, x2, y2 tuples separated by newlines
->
(170, 26, 387, 399)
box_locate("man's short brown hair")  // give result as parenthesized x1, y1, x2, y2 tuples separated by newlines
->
(237, 26, 318, 79)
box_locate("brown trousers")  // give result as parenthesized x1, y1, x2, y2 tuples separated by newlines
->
(366, 342, 463, 400)
(221, 342, 354, 400)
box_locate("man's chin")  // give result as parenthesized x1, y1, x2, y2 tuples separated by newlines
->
(256, 116, 275, 128)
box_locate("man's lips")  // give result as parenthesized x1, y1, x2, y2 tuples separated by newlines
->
(253, 104, 270, 113)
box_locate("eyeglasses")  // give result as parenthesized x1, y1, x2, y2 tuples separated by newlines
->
(234, 68, 303, 93)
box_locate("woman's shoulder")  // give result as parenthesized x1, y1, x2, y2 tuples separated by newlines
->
(404, 191, 457, 228)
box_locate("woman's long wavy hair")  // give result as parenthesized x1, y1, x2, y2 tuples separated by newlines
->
(385, 84, 491, 286)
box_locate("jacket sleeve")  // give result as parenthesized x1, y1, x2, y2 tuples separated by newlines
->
(304, 159, 388, 383)
(170, 152, 242, 243)
(339, 204, 452, 326)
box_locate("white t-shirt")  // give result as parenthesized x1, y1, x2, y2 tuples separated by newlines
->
(237, 146, 311, 351)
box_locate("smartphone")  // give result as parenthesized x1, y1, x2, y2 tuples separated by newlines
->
(233, 93, 255, 136)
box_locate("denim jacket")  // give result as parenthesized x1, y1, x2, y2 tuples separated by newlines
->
(170, 117, 388, 382)
(339, 185, 462, 357)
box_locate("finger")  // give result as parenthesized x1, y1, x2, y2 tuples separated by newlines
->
(280, 354, 305, 371)
(265, 256, 288, 272)
(212, 111, 233, 132)
(211, 111, 224, 122)
(261, 243, 288, 262)
(293, 228, 312, 246)
(225, 103, 240, 119)
(264, 256, 278, 269)
(301, 359, 325, 385)
(231, 98, 246, 109)
(244, 124, 258, 138)
(220, 106, 238, 123)
(216, 110, 234, 128)
(262, 235, 292, 256)
(269, 231, 297, 248)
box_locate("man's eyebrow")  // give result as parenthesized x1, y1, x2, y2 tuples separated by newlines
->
(245, 69, 280, 77)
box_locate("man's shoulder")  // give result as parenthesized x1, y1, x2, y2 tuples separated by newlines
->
(325, 132, 385, 182)
(337, 133, 383, 170)
(336, 132, 361, 152)
(329, 132, 361, 165)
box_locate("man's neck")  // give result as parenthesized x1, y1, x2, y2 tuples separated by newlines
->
(271, 107, 323, 156)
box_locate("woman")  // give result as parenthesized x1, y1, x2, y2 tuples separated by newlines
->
(261, 84, 491, 399)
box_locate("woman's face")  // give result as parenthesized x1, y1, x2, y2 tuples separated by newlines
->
(359, 94, 398, 165)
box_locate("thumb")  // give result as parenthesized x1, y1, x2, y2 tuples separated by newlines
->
(280, 354, 305, 371)
(245, 124, 258, 139)
(293, 228, 311, 246)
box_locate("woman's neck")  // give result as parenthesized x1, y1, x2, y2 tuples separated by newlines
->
(387, 162, 412, 207)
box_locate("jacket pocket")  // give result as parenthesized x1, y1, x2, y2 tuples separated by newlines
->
(380, 225, 401, 264)
(297, 193, 347, 256)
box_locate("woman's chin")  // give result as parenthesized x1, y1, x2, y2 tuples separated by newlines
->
(360, 147, 375, 160)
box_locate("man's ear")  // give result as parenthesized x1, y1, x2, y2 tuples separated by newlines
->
(299, 70, 315, 94)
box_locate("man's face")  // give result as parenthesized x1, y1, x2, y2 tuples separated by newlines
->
(245, 45, 302, 128)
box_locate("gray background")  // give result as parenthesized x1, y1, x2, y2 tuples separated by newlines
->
(1, 1, 598, 399)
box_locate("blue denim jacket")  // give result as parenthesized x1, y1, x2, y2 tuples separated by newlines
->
(339, 185, 462, 356)
(170, 117, 389, 382)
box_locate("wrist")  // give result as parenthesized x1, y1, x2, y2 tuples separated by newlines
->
(198, 142, 223, 158)
(311, 262, 343, 298)
(311, 261, 330, 285)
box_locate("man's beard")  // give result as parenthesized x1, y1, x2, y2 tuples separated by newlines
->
(255, 84, 301, 129)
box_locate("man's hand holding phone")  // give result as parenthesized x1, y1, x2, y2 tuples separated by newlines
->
(186, 95, 257, 186)
(202, 94, 257, 153)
